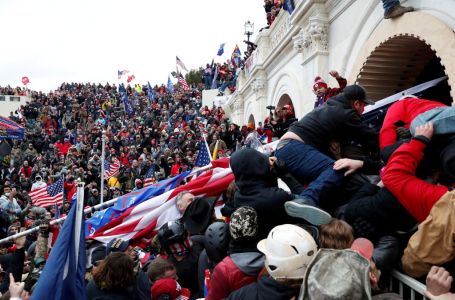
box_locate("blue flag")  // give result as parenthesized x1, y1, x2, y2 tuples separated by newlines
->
(147, 81, 155, 102)
(217, 43, 225, 56)
(31, 194, 86, 300)
(283, 0, 295, 14)
(122, 92, 135, 117)
(85, 172, 189, 236)
(167, 75, 174, 93)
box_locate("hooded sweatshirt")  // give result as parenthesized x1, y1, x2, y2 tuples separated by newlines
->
(230, 148, 294, 239)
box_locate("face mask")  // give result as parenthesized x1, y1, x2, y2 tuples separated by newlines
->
(4, 193, 10, 197)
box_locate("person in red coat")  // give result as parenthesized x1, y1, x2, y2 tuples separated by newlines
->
(206, 207, 264, 300)
(19, 161, 32, 179)
(313, 70, 347, 108)
(382, 122, 450, 222)
(379, 97, 446, 154)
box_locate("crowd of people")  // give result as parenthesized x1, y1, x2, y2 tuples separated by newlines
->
(1, 1, 455, 299)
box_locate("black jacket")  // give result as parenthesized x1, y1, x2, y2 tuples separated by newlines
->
(288, 94, 378, 154)
(227, 275, 300, 300)
(230, 149, 296, 239)
(343, 183, 417, 240)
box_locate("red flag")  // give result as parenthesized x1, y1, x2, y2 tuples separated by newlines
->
(22, 76, 30, 85)
(127, 75, 135, 83)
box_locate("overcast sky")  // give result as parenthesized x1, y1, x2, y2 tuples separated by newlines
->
(0, 0, 266, 92)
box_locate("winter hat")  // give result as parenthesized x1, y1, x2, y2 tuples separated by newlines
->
(151, 278, 191, 300)
(247, 122, 255, 130)
(313, 76, 328, 91)
(91, 245, 107, 264)
(229, 206, 258, 241)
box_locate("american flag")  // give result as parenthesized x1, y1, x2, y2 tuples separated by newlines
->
(104, 157, 120, 179)
(28, 177, 64, 207)
(176, 56, 188, 72)
(195, 138, 212, 167)
(178, 76, 190, 91)
(118, 70, 130, 80)
(88, 163, 233, 244)
(143, 165, 157, 187)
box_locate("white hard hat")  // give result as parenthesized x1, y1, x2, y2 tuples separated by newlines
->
(257, 224, 317, 280)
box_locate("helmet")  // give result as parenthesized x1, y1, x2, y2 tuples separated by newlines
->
(157, 220, 187, 250)
(204, 222, 230, 263)
(257, 224, 317, 280)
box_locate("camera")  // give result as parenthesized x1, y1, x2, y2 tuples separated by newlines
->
(266, 105, 275, 110)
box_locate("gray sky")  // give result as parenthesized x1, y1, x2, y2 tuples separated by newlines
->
(0, 0, 266, 92)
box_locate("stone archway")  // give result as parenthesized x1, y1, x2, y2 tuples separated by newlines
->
(276, 94, 293, 108)
(348, 11, 455, 104)
(248, 114, 255, 126)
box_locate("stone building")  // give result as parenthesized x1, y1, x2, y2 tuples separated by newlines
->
(224, 0, 455, 125)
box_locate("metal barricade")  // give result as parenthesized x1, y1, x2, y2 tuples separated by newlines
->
(389, 270, 428, 300)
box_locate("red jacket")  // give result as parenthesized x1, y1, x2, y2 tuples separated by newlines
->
(382, 138, 448, 222)
(55, 142, 72, 156)
(314, 76, 347, 108)
(64, 180, 76, 202)
(206, 255, 260, 300)
(379, 98, 446, 149)
(20, 166, 32, 178)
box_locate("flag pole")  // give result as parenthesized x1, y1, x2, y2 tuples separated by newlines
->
(0, 163, 217, 244)
(75, 178, 85, 267)
(100, 130, 106, 204)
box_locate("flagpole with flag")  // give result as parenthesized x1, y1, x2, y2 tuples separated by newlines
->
(100, 130, 106, 204)
(31, 179, 86, 300)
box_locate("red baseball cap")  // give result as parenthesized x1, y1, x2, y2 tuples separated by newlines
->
(151, 278, 191, 300)
(350, 238, 374, 261)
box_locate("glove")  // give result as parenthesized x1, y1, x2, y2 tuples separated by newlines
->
(396, 127, 411, 141)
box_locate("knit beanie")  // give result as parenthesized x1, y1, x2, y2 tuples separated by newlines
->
(313, 76, 328, 91)
(229, 206, 258, 241)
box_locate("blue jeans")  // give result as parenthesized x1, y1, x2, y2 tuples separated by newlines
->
(382, 0, 400, 13)
(411, 107, 455, 136)
(204, 76, 212, 89)
(275, 140, 345, 205)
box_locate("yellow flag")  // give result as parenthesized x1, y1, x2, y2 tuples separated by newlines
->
(212, 140, 219, 160)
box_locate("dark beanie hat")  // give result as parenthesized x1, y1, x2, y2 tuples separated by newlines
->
(91, 245, 107, 265)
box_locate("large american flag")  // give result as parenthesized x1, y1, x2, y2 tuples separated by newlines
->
(104, 157, 120, 179)
(28, 177, 64, 207)
(89, 160, 232, 244)
(178, 76, 190, 91)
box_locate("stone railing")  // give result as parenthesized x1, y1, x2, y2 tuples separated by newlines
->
(269, 10, 292, 53)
